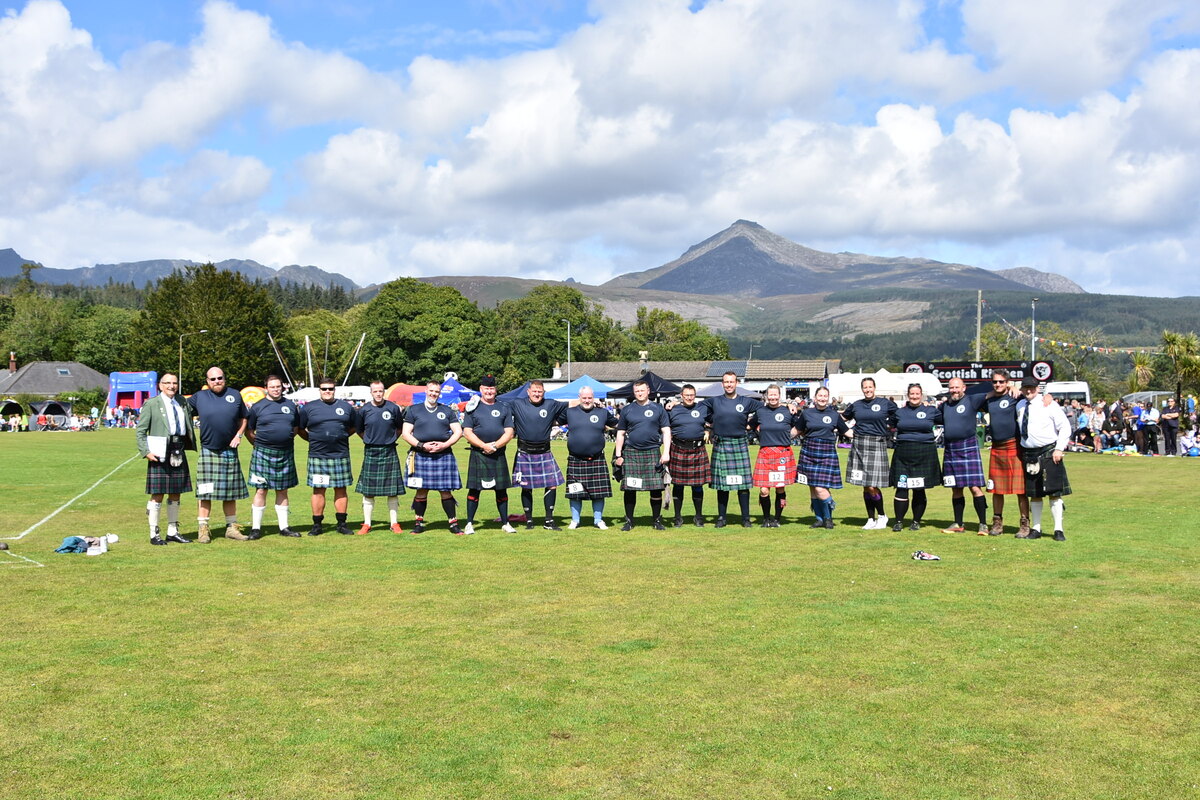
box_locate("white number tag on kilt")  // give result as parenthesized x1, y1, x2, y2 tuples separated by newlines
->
(986, 479, 995, 491)
(626, 477, 643, 489)
(726, 474, 743, 485)
(768, 471, 785, 484)
(198, 482, 215, 495)
(796, 473, 808, 485)
(942, 475, 956, 487)
(906, 476, 925, 488)
(249, 473, 266, 485)
(481, 479, 496, 489)
(850, 469, 864, 482)
(311, 474, 330, 487)
(407, 475, 423, 488)
(567, 482, 585, 494)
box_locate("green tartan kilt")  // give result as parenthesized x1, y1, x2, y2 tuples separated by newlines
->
(248, 444, 299, 490)
(195, 448, 249, 501)
(709, 437, 753, 491)
(306, 456, 354, 489)
(356, 444, 406, 496)
(467, 447, 512, 490)
(145, 457, 191, 496)
(621, 446, 665, 492)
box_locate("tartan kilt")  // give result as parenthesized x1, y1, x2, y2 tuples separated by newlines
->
(467, 448, 511, 490)
(669, 441, 711, 486)
(306, 456, 354, 489)
(889, 441, 942, 490)
(709, 437, 753, 491)
(248, 444, 298, 491)
(565, 454, 613, 499)
(407, 449, 462, 491)
(941, 437, 985, 489)
(797, 437, 842, 489)
(620, 447, 665, 492)
(195, 448, 249, 501)
(988, 438, 1025, 495)
(145, 457, 191, 495)
(356, 444, 406, 496)
(846, 434, 891, 487)
(753, 446, 797, 488)
(1021, 444, 1072, 498)
(512, 451, 564, 488)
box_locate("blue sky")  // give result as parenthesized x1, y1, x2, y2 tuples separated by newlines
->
(2, 0, 1199, 296)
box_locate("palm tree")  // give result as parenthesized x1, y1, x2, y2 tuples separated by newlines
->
(1128, 352, 1155, 393)
(1160, 330, 1200, 405)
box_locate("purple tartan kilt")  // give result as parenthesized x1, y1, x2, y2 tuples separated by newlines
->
(406, 449, 462, 491)
(565, 454, 613, 499)
(145, 457, 192, 495)
(797, 437, 842, 489)
(669, 442, 711, 485)
(941, 437, 986, 488)
(512, 450, 564, 488)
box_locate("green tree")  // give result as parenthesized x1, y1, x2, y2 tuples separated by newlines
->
(966, 321, 1022, 360)
(71, 305, 138, 375)
(626, 307, 730, 361)
(1127, 352, 1155, 393)
(128, 264, 290, 390)
(1159, 330, 1200, 401)
(1, 293, 79, 361)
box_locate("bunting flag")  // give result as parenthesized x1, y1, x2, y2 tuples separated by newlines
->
(982, 300, 1164, 356)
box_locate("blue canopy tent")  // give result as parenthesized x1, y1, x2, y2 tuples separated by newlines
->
(413, 376, 480, 406)
(498, 381, 532, 402)
(546, 375, 609, 400)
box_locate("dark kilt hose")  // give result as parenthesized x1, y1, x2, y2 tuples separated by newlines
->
(889, 441, 942, 490)
(356, 444, 406, 496)
(620, 447, 665, 492)
(467, 448, 511, 490)
(248, 444, 299, 490)
(846, 434, 891, 487)
(988, 439, 1025, 495)
(407, 449, 463, 491)
(797, 438, 842, 489)
(941, 437, 986, 489)
(512, 448, 564, 489)
(195, 448, 249, 501)
(753, 446, 797, 488)
(1021, 444, 1072, 499)
(306, 456, 354, 489)
(565, 454, 613, 500)
(146, 459, 192, 495)
(709, 437, 753, 491)
(668, 438, 711, 485)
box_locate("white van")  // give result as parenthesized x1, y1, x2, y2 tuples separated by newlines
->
(1044, 381, 1091, 405)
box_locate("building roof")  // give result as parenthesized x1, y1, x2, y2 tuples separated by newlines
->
(0, 361, 109, 398)
(742, 360, 830, 380)
(706, 360, 748, 378)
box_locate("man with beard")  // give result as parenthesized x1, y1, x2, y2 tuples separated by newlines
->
(354, 380, 406, 535)
(296, 379, 357, 536)
(401, 380, 464, 534)
(563, 386, 618, 529)
(135, 372, 195, 545)
(245, 375, 302, 538)
(509, 380, 569, 530)
(188, 366, 250, 542)
(614, 380, 671, 531)
(936, 377, 991, 534)
(667, 384, 712, 526)
(707, 371, 761, 527)
(461, 376, 516, 534)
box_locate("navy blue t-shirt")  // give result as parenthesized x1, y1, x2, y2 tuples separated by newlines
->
(796, 406, 847, 441)
(462, 401, 513, 444)
(247, 397, 298, 449)
(618, 402, 670, 450)
(938, 393, 988, 441)
(356, 400, 403, 446)
(565, 405, 617, 458)
(189, 387, 248, 450)
(986, 394, 1020, 443)
(753, 405, 798, 447)
(894, 403, 937, 443)
(842, 397, 897, 438)
(405, 402, 457, 443)
(509, 397, 567, 442)
(668, 402, 710, 440)
(297, 399, 356, 458)
(709, 395, 761, 439)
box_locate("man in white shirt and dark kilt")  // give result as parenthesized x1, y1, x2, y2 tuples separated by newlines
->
(563, 386, 618, 529)
(509, 380, 569, 530)
(354, 380, 407, 535)
(401, 380, 464, 534)
(1017, 376, 1072, 541)
(667, 384, 712, 526)
(614, 380, 672, 531)
(461, 376, 516, 534)
(135, 372, 195, 545)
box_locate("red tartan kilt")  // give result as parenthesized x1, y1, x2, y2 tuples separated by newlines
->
(668, 443, 711, 485)
(988, 439, 1025, 494)
(752, 446, 797, 488)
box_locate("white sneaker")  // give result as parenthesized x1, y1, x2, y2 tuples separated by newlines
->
(501, 523, 517, 533)
(567, 520, 579, 530)
(862, 518, 878, 530)
(595, 519, 608, 530)
(464, 522, 475, 535)
(876, 516, 889, 530)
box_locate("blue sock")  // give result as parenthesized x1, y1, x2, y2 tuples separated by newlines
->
(810, 498, 823, 520)
(569, 499, 583, 524)
(823, 498, 835, 520)
(592, 499, 605, 523)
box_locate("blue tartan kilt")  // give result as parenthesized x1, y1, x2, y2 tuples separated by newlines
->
(467, 447, 511, 490)
(512, 450, 564, 488)
(797, 437, 842, 489)
(356, 444, 406, 496)
(621, 446, 665, 492)
(941, 437, 986, 489)
(565, 454, 613, 499)
(248, 444, 298, 491)
(195, 448, 249, 501)
(407, 449, 462, 491)
(709, 437, 752, 491)
(145, 457, 192, 495)
(306, 456, 354, 489)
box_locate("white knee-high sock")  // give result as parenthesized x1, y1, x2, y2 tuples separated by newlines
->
(147, 501, 161, 535)
(251, 504, 265, 529)
(166, 500, 181, 533)
(1030, 499, 1044, 531)
(275, 504, 289, 530)
(362, 497, 375, 525)
(388, 496, 399, 525)
(1050, 497, 1064, 531)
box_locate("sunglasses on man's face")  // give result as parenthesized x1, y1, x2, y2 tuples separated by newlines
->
(320, 387, 336, 392)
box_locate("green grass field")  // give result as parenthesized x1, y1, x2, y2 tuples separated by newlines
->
(2, 430, 1197, 799)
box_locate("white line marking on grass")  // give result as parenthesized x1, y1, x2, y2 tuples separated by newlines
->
(3, 454, 141, 541)
(2, 551, 45, 568)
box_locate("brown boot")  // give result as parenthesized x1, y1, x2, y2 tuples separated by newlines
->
(989, 515, 1004, 536)
(1016, 516, 1031, 538)
(225, 522, 249, 541)
(197, 520, 211, 544)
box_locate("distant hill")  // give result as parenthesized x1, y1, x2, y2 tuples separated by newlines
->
(994, 267, 1086, 294)
(0, 248, 42, 277)
(605, 220, 1043, 295)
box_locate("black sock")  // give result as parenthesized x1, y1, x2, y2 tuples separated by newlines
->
(624, 492, 637, 520)
(952, 496, 965, 526)
(692, 487, 704, 516)
(759, 495, 771, 517)
(738, 490, 750, 518)
(874, 493, 887, 517)
(649, 491, 662, 519)
(413, 499, 427, 520)
(673, 485, 685, 516)
(893, 490, 909, 522)
(543, 489, 556, 520)
(495, 491, 508, 524)
(312, 515, 323, 524)
(335, 512, 347, 524)
(973, 494, 989, 525)
(440, 496, 456, 522)
(465, 494, 479, 524)
(717, 490, 729, 517)
(774, 493, 785, 520)
(521, 489, 533, 520)
(912, 489, 928, 522)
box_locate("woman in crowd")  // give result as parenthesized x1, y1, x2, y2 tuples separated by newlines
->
(889, 383, 941, 531)
(795, 386, 849, 529)
(750, 385, 799, 527)
(841, 377, 897, 529)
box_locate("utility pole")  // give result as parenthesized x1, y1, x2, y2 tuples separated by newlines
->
(975, 290, 982, 361)
(1031, 298, 1039, 360)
